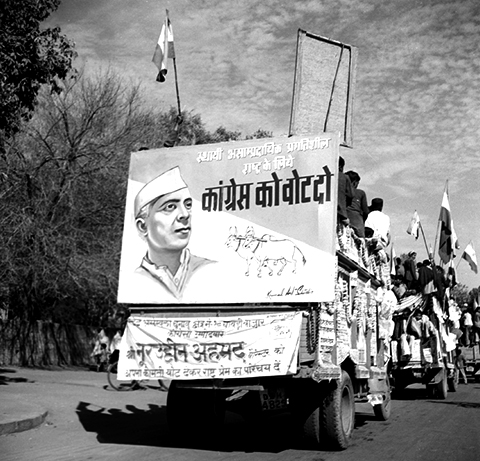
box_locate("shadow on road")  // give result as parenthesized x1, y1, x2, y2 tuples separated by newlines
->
(0, 368, 32, 385)
(391, 385, 429, 401)
(75, 400, 301, 452)
(354, 412, 378, 427)
(426, 400, 480, 409)
(75, 400, 380, 454)
(76, 400, 169, 447)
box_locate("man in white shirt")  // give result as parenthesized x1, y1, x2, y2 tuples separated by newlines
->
(462, 307, 473, 346)
(365, 197, 391, 249)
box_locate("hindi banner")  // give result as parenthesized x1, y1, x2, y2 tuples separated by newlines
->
(118, 312, 303, 380)
(118, 133, 339, 305)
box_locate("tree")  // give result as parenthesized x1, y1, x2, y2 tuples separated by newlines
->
(246, 129, 273, 139)
(468, 287, 479, 307)
(209, 126, 242, 143)
(0, 70, 148, 323)
(129, 108, 249, 148)
(0, 0, 76, 145)
(137, 107, 214, 148)
(451, 283, 470, 307)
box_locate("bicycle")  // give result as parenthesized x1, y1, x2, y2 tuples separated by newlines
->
(107, 360, 140, 391)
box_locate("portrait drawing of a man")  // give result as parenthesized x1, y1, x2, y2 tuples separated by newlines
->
(132, 166, 215, 302)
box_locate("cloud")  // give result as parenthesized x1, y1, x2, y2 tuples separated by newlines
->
(45, 0, 480, 288)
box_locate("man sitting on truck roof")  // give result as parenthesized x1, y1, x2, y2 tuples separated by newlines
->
(133, 166, 215, 301)
(365, 197, 391, 250)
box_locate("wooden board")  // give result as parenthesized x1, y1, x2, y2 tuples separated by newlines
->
(289, 30, 358, 148)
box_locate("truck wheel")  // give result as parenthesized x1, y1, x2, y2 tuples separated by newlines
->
(373, 376, 392, 421)
(447, 368, 458, 392)
(303, 402, 324, 448)
(292, 381, 325, 448)
(435, 370, 448, 400)
(425, 384, 435, 398)
(391, 373, 405, 398)
(167, 381, 194, 442)
(167, 381, 225, 445)
(321, 370, 355, 450)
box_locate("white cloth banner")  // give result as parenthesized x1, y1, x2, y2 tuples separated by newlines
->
(118, 311, 303, 380)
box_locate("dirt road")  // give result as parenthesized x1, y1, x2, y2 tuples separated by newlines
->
(1, 367, 479, 461)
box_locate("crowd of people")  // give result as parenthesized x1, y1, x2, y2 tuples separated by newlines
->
(337, 156, 479, 355)
(338, 157, 458, 307)
(391, 252, 453, 302)
(459, 303, 480, 347)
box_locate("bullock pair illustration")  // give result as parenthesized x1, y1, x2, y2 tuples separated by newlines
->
(226, 226, 306, 277)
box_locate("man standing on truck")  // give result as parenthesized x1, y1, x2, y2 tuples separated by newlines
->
(337, 156, 354, 226)
(403, 251, 418, 291)
(345, 170, 369, 238)
(133, 166, 215, 301)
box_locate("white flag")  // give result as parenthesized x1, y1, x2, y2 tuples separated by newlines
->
(406, 211, 420, 239)
(152, 15, 175, 83)
(462, 242, 478, 274)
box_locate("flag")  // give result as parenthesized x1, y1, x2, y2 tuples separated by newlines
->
(406, 211, 420, 239)
(152, 15, 175, 83)
(451, 221, 460, 254)
(462, 241, 478, 274)
(438, 188, 454, 264)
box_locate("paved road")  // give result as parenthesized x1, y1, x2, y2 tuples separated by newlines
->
(1, 367, 480, 461)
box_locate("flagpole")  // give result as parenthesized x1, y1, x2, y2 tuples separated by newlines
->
(172, 53, 183, 142)
(417, 221, 435, 266)
(418, 219, 444, 295)
(167, 8, 181, 118)
(456, 247, 465, 269)
(165, 9, 183, 146)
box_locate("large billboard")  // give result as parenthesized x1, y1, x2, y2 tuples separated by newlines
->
(117, 133, 339, 305)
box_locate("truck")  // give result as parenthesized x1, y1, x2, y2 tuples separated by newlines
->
(464, 344, 480, 382)
(116, 132, 393, 450)
(389, 292, 458, 398)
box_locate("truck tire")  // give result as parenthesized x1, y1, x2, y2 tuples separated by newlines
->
(391, 372, 405, 398)
(373, 376, 392, 421)
(292, 381, 325, 448)
(434, 370, 448, 400)
(303, 402, 324, 448)
(167, 381, 194, 442)
(447, 368, 458, 392)
(321, 370, 355, 450)
(167, 381, 225, 445)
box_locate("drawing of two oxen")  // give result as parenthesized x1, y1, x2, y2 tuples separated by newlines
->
(226, 226, 306, 277)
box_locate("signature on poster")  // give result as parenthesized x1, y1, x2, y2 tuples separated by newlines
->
(225, 226, 306, 277)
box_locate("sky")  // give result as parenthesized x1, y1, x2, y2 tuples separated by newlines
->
(46, 0, 480, 290)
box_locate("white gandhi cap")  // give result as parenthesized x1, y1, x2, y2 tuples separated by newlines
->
(134, 166, 188, 218)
